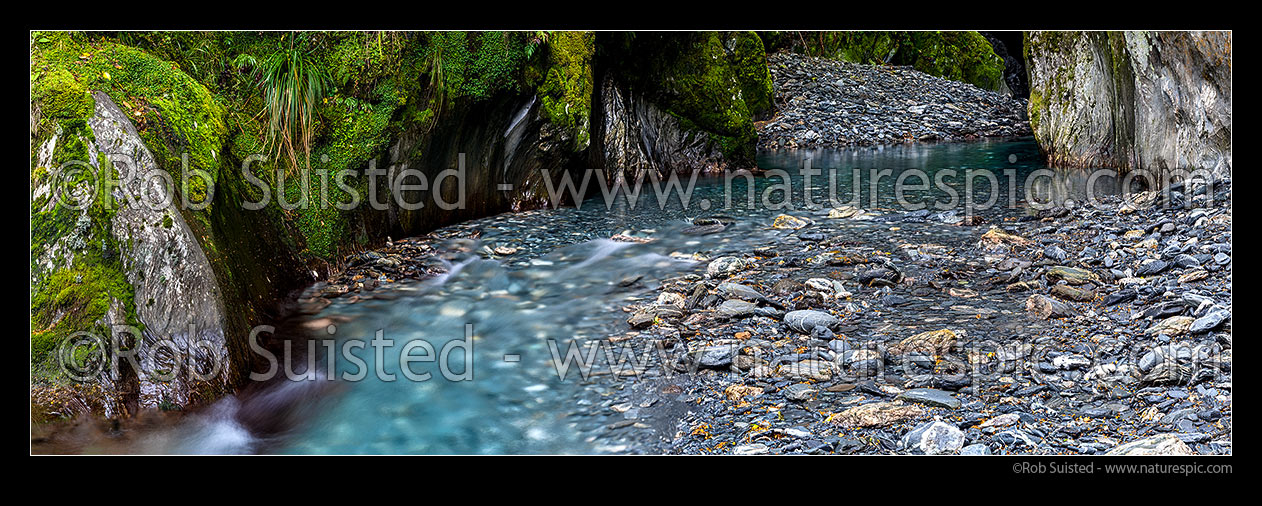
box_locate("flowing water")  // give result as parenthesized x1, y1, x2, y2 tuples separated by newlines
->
(35, 139, 1125, 454)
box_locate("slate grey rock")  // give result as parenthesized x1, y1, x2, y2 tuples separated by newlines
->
(897, 388, 962, 409)
(1190, 309, 1229, 333)
(716, 299, 758, 319)
(784, 310, 840, 333)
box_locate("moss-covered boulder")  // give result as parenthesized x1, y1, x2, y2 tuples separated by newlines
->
(31, 87, 232, 417)
(31, 33, 309, 419)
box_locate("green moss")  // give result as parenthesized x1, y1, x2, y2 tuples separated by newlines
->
(33, 35, 228, 215)
(50, 118, 93, 168)
(535, 31, 595, 151)
(315, 80, 401, 172)
(896, 32, 1004, 91)
(295, 202, 349, 259)
(30, 202, 73, 262)
(607, 31, 772, 164)
(732, 32, 775, 120)
(326, 32, 412, 93)
(227, 125, 268, 202)
(31, 165, 50, 185)
(423, 31, 529, 103)
(1028, 88, 1044, 132)
(30, 260, 138, 370)
(33, 67, 94, 120)
(275, 159, 362, 260)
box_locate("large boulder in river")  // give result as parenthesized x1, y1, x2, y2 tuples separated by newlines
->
(1025, 31, 1231, 176)
(31, 34, 322, 418)
(32, 87, 247, 416)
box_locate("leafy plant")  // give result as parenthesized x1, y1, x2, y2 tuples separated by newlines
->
(232, 53, 258, 73)
(525, 31, 550, 59)
(421, 35, 448, 132)
(259, 34, 330, 171)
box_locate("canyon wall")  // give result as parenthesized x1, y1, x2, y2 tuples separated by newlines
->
(1025, 31, 1231, 176)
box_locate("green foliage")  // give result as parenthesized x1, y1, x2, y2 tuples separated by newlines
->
(524, 31, 550, 59)
(260, 33, 332, 171)
(422, 31, 528, 104)
(535, 31, 594, 150)
(731, 33, 775, 121)
(767, 31, 899, 65)
(897, 32, 1005, 92)
(231, 53, 258, 73)
(32, 68, 94, 120)
(315, 84, 400, 172)
(327, 31, 412, 93)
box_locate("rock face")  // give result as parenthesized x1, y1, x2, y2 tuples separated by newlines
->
(391, 92, 589, 226)
(1025, 31, 1231, 176)
(32, 93, 231, 415)
(90, 94, 232, 410)
(594, 77, 727, 177)
(981, 31, 1029, 98)
(591, 32, 773, 179)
